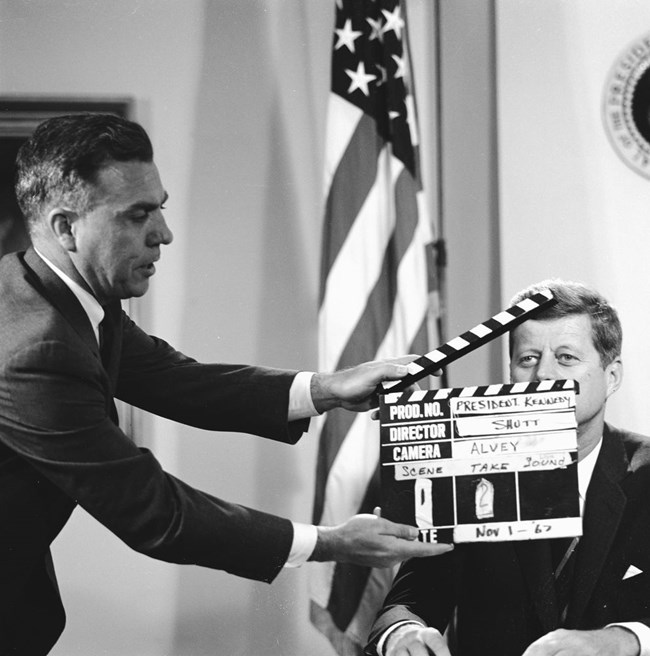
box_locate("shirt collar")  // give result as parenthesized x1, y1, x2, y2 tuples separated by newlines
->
(34, 248, 105, 344)
(578, 437, 602, 504)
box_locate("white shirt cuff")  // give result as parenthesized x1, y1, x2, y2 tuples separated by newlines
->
(376, 621, 425, 656)
(288, 371, 317, 420)
(285, 522, 318, 568)
(608, 622, 650, 656)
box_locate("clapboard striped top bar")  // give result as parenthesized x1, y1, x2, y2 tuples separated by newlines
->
(381, 378, 578, 406)
(380, 289, 556, 394)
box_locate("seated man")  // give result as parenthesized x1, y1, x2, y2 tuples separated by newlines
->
(366, 279, 650, 656)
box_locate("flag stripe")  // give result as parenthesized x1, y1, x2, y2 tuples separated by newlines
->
(319, 149, 403, 373)
(323, 163, 424, 375)
(323, 93, 365, 191)
(320, 113, 384, 304)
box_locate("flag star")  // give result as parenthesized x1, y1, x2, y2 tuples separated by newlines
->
(367, 16, 384, 42)
(382, 6, 405, 39)
(389, 110, 401, 121)
(392, 54, 406, 79)
(335, 18, 363, 53)
(335, 0, 343, 8)
(346, 61, 377, 96)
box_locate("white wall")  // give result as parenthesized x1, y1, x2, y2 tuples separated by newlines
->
(497, 0, 650, 433)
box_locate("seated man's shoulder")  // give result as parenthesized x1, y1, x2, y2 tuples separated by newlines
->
(610, 423, 650, 471)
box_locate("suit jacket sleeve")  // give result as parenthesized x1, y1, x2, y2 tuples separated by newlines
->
(365, 552, 458, 655)
(1, 320, 303, 583)
(115, 309, 309, 443)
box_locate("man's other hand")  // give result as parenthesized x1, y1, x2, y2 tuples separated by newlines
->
(522, 627, 640, 656)
(309, 507, 453, 568)
(385, 625, 452, 656)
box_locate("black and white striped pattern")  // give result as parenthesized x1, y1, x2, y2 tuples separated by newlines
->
(382, 378, 579, 406)
(381, 289, 556, 393)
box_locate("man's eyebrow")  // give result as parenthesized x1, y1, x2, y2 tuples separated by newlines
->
(122, 192, 169, 213)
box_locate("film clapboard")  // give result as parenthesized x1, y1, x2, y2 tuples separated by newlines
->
(379, 380, 581, 543)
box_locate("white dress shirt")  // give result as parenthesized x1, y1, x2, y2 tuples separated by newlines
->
(34, 250, 319, 567)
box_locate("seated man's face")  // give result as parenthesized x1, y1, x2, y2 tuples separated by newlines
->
(510, 314, 621, 447)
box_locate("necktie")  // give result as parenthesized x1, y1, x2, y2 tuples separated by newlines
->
(98, 310, 119, 425)
(551, 536, 579, 624)
(98, 314, 113, 369)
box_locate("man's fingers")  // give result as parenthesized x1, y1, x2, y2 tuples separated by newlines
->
(378, 355, 421, 380)
(385, 354, 420, 365)
(375, 518, 454, 561)
(401, 541, 454, 558)
(377, 517, 420, 540)
(391, 627, 451, 656)
(421, 628, 453, 656)
(382, 364, 411, 381)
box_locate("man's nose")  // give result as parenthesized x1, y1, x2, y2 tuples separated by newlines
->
(147, 213, 174, 246)
(535, 353, 556, 381)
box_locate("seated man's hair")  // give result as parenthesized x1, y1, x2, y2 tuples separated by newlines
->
(509, 278, 622, 367)
(15, 113, 153, 230)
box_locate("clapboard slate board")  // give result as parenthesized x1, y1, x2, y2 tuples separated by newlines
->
(379, 379, 581, 543)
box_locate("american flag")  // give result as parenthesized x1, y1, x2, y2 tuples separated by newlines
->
(310, 1, 441, 653)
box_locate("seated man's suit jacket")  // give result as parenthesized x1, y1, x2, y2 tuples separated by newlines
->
(0, 248, 310, 655)
(366, 424, 650, 656)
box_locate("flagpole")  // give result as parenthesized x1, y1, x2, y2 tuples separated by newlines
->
(403, 0, 448, 389)
(431, 0, 449, 388)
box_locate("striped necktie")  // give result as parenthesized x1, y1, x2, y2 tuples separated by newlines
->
(552, 536, 580, 624)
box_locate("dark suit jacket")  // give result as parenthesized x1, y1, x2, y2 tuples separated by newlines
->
(0, 248, 310, 655)
(366, 424, 650, 656)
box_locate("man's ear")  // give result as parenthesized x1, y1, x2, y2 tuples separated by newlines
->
(47, 209, 78, 251)
(605, 358, 623, 399)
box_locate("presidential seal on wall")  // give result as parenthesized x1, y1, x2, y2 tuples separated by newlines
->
(603, 33, 650, 179)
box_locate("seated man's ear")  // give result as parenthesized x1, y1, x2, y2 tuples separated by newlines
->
(47, 209, 78, 251)
(606, 358, 623, 399)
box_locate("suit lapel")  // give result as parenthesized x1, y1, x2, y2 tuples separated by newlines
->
(566, 427, 628, 625)
(23, 248, 122, 425)
(23, 248, 99, 358)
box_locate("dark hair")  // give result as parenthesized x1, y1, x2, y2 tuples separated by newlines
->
(509, 278, 622, 368)
(15, 113, 153, 228)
